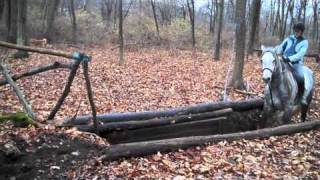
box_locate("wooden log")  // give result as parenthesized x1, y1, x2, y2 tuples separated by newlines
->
(103, 109, 262, 144)
(0, 62, 36, 120)
(76, 108, 232, 132)
(106, 117, 227, 144)
(0, 40, 73, 59)
(82, 61, 99, 134)
(66, 98, 264, 125)
(102, 120, 320, 161)
(47, 61, 81, 120)
(0, 62, 72, 86)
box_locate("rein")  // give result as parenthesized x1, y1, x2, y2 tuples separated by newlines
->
(262, 50, 279, 109)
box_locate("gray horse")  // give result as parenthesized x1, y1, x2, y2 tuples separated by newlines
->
(260, 46, 313, 127)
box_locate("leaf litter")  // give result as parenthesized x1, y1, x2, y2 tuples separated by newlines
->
(0, 46, 319, 178)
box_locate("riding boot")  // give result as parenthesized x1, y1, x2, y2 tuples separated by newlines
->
(301, 66, 314, 106)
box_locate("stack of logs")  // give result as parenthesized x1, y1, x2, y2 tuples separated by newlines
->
(65, 98, 265, 144)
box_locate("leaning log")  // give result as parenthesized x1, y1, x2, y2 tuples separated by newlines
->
(0, 62, 72, 86)
(0, 62, 36, 120)
(102, 120, 320, 161)
(47, 61, 81, 120)
(82, 61, 99, 134)
(66, 98, 264, 125)
(76, 108, 232, 132)
(0, 41, 73, 59)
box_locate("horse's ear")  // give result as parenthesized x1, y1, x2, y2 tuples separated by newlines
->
(261, 45, 265, 52)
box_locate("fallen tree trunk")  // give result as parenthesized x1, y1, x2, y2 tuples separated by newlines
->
(102, 120, 320, 161)
(106, 117, 227, 144)
(76, 108, 232, 132)
(66, 98, 264, 125)
(0, 62, 72, 86)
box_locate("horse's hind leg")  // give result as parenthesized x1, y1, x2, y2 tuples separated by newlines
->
(301, 89, 313, 122)
(301, 104, 309, 122)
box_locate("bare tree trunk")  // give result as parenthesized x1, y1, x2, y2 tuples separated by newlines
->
(272, 0, 280, 36)
(281, 0, 292, 40)
(229, 0, 246, 89)
(151, 0, 160, 40)
(209, 0, 216, 33)
(45, 0, 60, 42)
(301, 0, 307, 25)
(182, 5, 186, 20)
(187, 0, 195, 48)
(289, 0, 295, 35)
(297, 0, 302, 22)
(0, 0, 4, 21)
(68, 0, 77, 43)
(279, 0, 285, 38)
(247, 0, 261, 55)
(269, 0, 275, 34)
(113, 0, 119, 29)
(312, 0, 319, 41)
(83, 0, 89, 11)
(214, 0, 224, 60)
(15, 0, 28, 58)
(7, 0, 17, 43)
(118, 0, 124, 65)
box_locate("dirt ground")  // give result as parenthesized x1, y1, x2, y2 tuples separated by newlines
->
(0, 46, 319, 179)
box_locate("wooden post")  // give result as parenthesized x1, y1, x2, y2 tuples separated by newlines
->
(47, 60, 81, 120)
(0, 60, 36, 119)
(82, 61, 99, 134)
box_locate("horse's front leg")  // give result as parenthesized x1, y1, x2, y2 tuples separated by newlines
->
(282, 104, 294, 124)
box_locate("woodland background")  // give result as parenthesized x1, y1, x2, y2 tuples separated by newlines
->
(0, 0, 319, 179)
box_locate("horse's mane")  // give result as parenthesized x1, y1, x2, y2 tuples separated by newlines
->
(261, 47, 275, 53)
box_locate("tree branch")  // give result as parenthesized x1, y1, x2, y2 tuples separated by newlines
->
(47, 60, 81, 120)
(0, 40, 73, 59)
(0, 62, 72, 86)
(0, 60, 36, 120)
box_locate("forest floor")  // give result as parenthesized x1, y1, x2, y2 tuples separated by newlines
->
(0, 45, 319, 179)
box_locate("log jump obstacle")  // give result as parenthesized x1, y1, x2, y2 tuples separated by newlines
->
(64, 99, 266, 144)
(1, 41, 319, 162)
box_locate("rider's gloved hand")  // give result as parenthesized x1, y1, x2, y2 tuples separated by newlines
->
(282, 56, 291, 63)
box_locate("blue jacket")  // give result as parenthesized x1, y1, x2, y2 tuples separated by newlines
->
(276, 35, 308, 64)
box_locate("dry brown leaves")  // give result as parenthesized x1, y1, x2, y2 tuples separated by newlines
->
(75, 130, 320, 179)
(1, 45, 320, 178)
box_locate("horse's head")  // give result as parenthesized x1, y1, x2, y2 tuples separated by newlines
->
(261, 45, 277, 84)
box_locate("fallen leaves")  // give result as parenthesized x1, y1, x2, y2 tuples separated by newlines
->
(0, 46, 319, 178)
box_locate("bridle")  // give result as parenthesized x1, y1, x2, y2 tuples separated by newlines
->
(261, 50, 277, 108)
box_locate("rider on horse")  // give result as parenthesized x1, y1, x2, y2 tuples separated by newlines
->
(276, 22, 314, 106)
